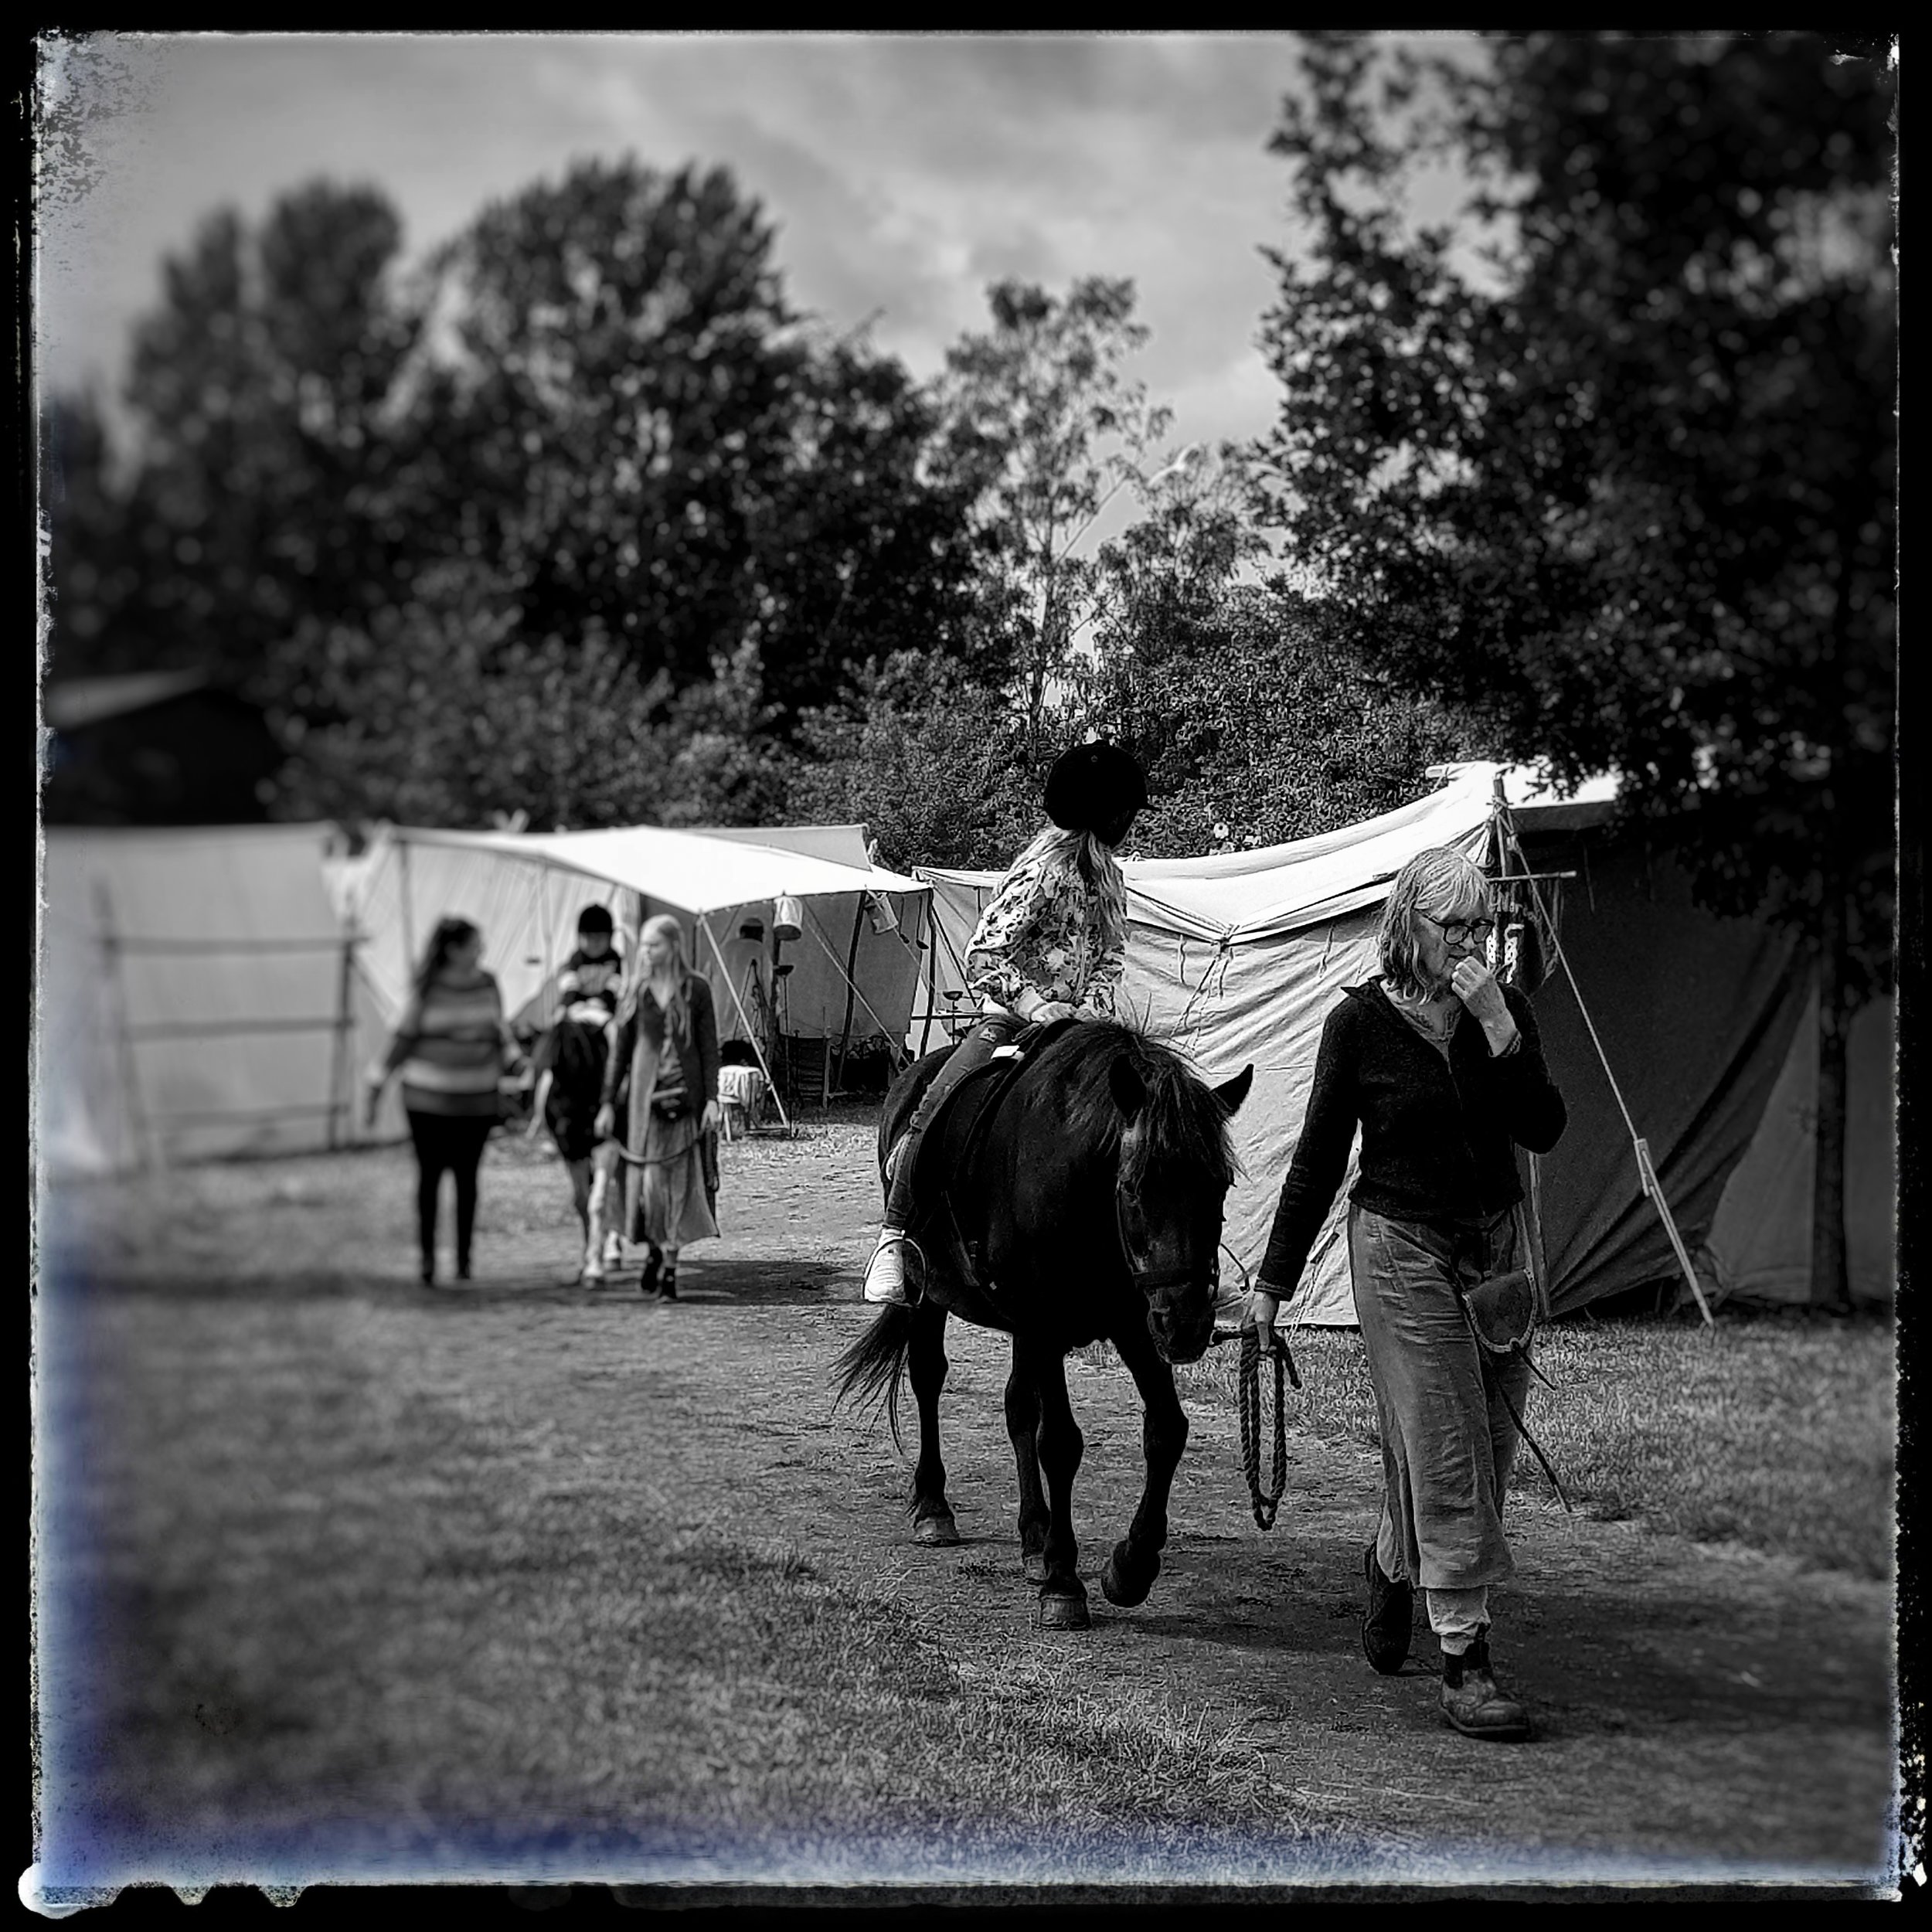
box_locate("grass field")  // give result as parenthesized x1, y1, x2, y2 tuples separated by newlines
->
(1170, 1310, 1896, 1581)
(32, 1142, 1901, 1889)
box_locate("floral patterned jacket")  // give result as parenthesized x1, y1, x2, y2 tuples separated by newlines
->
(964, 853, 1126, 1019)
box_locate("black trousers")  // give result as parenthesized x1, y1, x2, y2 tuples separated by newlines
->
(406, 1110, 495, 1276)
(883, 1014, 1025, 1227)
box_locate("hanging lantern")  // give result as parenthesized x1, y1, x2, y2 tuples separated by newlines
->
(773, 894, 804, 942)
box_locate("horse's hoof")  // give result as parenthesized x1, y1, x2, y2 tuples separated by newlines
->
(1034, 1587, 1090, 1632)
(914, 1512, 961, 1547)
(1022, 1552, 1051, 1584)
(1100, 1551, 1158, 1608)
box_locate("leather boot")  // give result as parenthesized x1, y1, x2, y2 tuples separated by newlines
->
(1439, 1628, 1531, 1741)
(1362, 1541, 1414, 1675)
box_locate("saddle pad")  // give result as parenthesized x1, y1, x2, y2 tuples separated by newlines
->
(905, 1017, 1080, 1215)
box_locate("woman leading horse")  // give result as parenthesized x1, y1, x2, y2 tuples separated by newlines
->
(862, 739, 1147, 1306)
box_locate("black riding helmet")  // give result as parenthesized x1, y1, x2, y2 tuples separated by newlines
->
(1044, 740, 1148, 835)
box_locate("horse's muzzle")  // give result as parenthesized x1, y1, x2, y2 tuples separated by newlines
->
(1148, 1298, 1216, 1366)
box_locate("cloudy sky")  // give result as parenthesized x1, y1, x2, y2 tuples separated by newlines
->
(36, 31, 1395, 462)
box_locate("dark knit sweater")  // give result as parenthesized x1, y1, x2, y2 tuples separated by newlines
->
(1257, 980, 1566, 1294)
(602, 975, 721, 1114)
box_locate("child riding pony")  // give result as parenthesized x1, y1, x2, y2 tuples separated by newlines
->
(863, 739, 1147, 1306)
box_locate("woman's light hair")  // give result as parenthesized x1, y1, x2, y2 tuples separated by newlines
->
(1012, 822, 1129, 958)
(632, 912, 693, 1037)
(1377, 848, 1492, 997)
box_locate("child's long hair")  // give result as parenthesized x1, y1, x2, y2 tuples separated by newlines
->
(629, 913, 693, 1039)
(1377, 848, 1492, 998)
(1009, 823, 1130, 958)
(413, 917, 481, 999)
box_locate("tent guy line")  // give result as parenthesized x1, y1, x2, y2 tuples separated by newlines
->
(1490, 790, 1714, 1327)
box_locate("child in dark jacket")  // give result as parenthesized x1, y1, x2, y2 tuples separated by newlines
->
(528, 973, 621, 1281)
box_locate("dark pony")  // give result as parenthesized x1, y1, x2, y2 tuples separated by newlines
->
(835, 1018, 1253, 1629)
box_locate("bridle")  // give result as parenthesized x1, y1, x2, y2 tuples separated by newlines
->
(1111, 1126, 1219, 1300)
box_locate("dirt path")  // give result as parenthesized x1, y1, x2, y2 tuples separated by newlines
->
(38, 1124, 1899, 1888)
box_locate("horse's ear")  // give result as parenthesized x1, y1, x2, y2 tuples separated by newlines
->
(1109, 1056, 1148, 1121)
(1213, 1064, 1255, 1117)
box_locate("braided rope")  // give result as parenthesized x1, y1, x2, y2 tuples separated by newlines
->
(1236, 1326, 1289, 1531)
(1211, 1242, 1293, 1531)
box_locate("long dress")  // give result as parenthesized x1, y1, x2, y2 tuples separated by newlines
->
(605, 975, 721, 1248)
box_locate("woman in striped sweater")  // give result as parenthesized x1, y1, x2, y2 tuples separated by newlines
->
(366, 917, 519, 1284)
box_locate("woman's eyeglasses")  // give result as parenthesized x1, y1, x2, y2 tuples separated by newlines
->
(1418, 912, 1496, 947)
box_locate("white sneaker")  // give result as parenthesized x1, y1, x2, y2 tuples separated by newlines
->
(862, 1229, 912, 1305)
(582, 1257, 607, 1286)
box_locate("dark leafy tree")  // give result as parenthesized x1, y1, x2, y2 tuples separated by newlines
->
(737, 332, 998, 723)
(1085, 575, 1469, 858)
(117, 184, 422, 692)
(39, 389, 152, 678)
(408, 160, 801, 689)
(1255, 29, 1895, 1306)
(785, 652, 1044, 872)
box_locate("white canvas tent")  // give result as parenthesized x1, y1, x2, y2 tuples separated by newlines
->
(917, 761, 1893, 1321)
(341, 822, 932, 1114)
(36, 823, 386, 1172)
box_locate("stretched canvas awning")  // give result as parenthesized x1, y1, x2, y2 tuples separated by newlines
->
(914, 760, 1879, 1322)
(387, 823, 927, 918)
(339, 826, 933, 1113)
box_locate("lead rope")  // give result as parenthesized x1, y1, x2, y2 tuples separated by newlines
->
(1211, 1242, 1298, 1532)
(1451, 1289, 1574, 1514)
(1236, 1326, 1289, 1530)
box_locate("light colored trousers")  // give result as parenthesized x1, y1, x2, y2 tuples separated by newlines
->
(1350, 1203, 1532, 1651)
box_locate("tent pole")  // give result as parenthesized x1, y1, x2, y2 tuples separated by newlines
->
(702, 917, 791, 1135)
(96, 880, 159, 1175)
(397, 836, 417, 978)
(328, 928, 355, 1151)
(1491, 785, 1716, 1328)
(832, 898, 866, 1099)
(537, 857, 556, 1032)
(916, 876, 940, 1056)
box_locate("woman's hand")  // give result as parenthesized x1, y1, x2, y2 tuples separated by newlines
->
(1033, 999, 1078, 1025)
(1449, 957, 1511, 1029)
(594, 1103, 617, 1141)
(1246, 1287, 1281, 1355)
(700, 1099, 722, 1134)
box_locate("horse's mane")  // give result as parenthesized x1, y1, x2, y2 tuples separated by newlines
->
(1049, 1019, 1241, 1191)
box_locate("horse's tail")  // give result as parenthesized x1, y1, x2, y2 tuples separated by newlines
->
(832, 1304, 915, 1453)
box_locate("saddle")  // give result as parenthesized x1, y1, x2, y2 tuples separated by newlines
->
(889, 1017, 1079, 1300)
